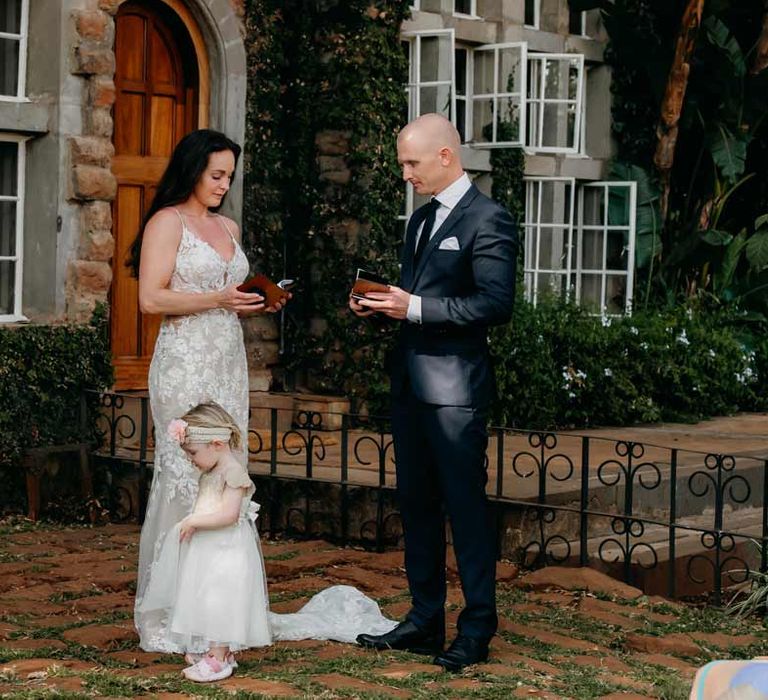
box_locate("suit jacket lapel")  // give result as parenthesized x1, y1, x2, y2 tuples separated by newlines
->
(410, 185, 480, 289)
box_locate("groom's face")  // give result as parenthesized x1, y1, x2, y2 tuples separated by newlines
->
(397, 135, 445, 196)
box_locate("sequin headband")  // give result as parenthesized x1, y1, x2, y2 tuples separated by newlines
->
(167, 419, 232, 445)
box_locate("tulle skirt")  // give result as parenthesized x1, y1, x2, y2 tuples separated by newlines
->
(136, 520, 271, 653)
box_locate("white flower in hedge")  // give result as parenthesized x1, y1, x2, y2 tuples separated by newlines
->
(640, 342, 649, 350)
(568, 391, 576, 399)
(676, 329, 690, 346)
(601, 315, 612, 327)
(629, 326, 639, 335)
(708, 349, 716, 358)
(604, 368, 613, 378)
(575, 369, 587, 380)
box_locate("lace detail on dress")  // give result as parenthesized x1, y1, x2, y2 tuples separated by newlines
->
(135, 213, 250, 650)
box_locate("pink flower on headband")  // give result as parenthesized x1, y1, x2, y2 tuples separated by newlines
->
(167, 419, 188, 444)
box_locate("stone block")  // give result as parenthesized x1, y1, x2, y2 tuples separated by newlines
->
(86, 107, 114, 138)
(66, 292, 101, 324)
(327, 218, 361, 247)
(70, 136, 114, 168)
(82, 201, 112, 233)
(80, 229, 115, 262)
(249, 391, 295, 431)
(73, 45, 115, 76)
(249, 340, 280, 367)
(73, 10, 110, 43)
(72, 165, 117, 200)
(69, 260, 112, 294)
(242, 314, 279, 342)
(315, 130, 352, 156)
(249, 368, 273, 393)
(90, 77, 116, 108)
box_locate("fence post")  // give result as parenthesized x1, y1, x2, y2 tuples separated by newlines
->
(340, 414, 349, 547)
(579, 437, 589, 567)
(668, 448, 677, 599)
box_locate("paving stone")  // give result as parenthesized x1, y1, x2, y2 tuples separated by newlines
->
(624, 632, 700, 657)
(270, 596, 311, 613)
(119, 663, 183, 676)
(4, 583, 58, 600)
(357, 549, 405, 572)
(106, 650, 166, 667)
(688, 631, 759, 649)
(501, 621, 611, 653)
(601, 673, 655, 694)
(312, 672, 411, 697)
(631, 652, 697, 677)
(270, 575, 330, 594)
(0, 621, 19, 639)
(326, 565, 406, 596)
(577, 598, 642, 630)
(492, 651, 561, 676)
(0, 658, 99, 675)
(0, 638, 67, 651)
(556, 654, 632, 674)
(509, 602, 547, 614)
(382, 600, 411, 619)
(218, 677, 298, 696)
(375, 662, 444, 678)
(25, 614, 91, 629)
(430, 678, 490, 691)
(598, 694, 655, 700)
(516, 567, 644, 600)
(528, 591, 577, 606)
(314, 643, 369, 660)
(63, 622, 138, 649)
(476, 662, 533, 677)
(29, 676, 86, 692)
(512, 687, 562, 699)
(68, 591, 134, 613)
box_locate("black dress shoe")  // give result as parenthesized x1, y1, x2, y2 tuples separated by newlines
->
(433, 634, 489, 671)
(356, 620, 444, 655)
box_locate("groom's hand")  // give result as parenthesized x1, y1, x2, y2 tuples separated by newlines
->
(349, 295, 376, 317)
(356, 286, 410, 320)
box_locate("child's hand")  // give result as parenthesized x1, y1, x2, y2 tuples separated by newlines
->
(179, 517, 197, 542)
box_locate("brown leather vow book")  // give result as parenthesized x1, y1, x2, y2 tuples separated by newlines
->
(237, 273, 291, 307)
(351, 268, 390, 301)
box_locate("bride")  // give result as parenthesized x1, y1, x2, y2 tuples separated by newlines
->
(130, 129, 395, 650)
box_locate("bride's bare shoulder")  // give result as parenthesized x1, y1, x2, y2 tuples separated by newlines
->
(144, 208, 184, 241)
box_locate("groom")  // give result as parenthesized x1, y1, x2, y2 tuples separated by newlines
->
(350, 113, 518, 671)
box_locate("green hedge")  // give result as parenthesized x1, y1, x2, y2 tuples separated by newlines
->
(0, 306, 113, 466)
(490, 300, 768, 429)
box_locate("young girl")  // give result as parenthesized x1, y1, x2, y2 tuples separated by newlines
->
(135, 402, 271, 682)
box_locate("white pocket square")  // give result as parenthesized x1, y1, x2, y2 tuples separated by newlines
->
(438, 236, 460, 251)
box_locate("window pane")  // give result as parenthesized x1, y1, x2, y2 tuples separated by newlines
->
(498, 47, 523, 94)
(455, 48, 467, 96)
(420, 35, 452, 84)
(580, 229, 603, 270)
(454, 0, 473, 14)
(0, 201, 16, 257)
(569, 10, 584, 35)
(498, 99, 521, 142)
(537, 181, 573, 225)
(419, 84, 452, 118)
(472, 98, 493, 141)
(0, 142, 18, 197)
(0, 37, 20, 96)
(473, 50, 494, 95)
(605, 275, 627, 314)
(537, 272, 569, 300)
(581, 187, 603, 226)
(525, 0, 537, 25)
(540, 102, 571, 149)
(0, 260, 15, 315)
(456, 96, 467, 142)
(0, 0, 21, 34)
(606, 232, 626, 270)
(607, 185, 631, 226)
(579, 274, 602, 313)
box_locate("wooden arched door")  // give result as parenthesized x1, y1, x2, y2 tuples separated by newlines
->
(110, 0, 200, 390)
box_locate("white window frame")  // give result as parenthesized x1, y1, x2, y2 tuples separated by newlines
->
(526, 53, 585, 154)
(0, 0, 29, 102)
(402, 29, 457, 125)
(0, 134, 27, 322)
(453, 0, 479, 19)
(576, 182, 637, 316)
(468, 42, 527, 148)
(524, 0, 540, 29)
(523, 177, 576, 307)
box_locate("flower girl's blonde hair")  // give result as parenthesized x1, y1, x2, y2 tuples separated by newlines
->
(179, 402, 243, 451)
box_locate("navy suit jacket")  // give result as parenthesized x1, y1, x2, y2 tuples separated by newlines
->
(390, 184, 519, 407)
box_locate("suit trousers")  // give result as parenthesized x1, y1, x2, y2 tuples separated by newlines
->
(392, 386, 498, 641)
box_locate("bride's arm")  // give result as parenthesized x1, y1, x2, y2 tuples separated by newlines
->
(138, 210, 265, 316)
(179, 486, 244, 541)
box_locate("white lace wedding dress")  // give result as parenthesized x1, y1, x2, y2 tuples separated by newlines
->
(135, 211, 396, 651)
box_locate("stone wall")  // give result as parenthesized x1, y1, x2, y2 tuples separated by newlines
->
(65, 1, 118, 322)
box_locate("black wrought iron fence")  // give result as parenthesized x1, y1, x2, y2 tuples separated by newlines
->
(89, 390, 768, 603)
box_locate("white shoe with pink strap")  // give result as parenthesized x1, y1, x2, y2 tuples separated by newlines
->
(184, 652, 237, 668)
(182, 654, 233, 683)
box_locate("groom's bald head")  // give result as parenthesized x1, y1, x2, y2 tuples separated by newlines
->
(397, 114, 464, 196)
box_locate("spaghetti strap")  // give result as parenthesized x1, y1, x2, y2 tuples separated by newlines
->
(171, 207, 185, 230)
(216, 214, 236, 241)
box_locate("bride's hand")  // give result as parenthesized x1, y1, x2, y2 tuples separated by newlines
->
(179, 516, 197, 542)
(218, 285, 266, 314)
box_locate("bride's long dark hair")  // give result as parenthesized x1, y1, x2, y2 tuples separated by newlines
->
(126, 129, 242, 278)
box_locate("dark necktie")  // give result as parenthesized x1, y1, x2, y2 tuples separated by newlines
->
(414, 198, 440, 267)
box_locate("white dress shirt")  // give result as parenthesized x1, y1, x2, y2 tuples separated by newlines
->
(406, 172, 473, 323)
